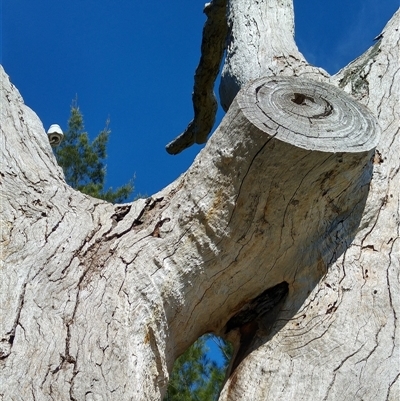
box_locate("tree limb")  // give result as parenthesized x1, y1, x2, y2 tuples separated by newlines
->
(165, 0, 228, 155)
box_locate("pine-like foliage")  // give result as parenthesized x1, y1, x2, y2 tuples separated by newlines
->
(54, 100, 133, 203)
(164, 334, 233, 401)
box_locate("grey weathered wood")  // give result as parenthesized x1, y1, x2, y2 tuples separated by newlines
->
(237, 76, 379, 152)
(219, 8, 400, 401)
(219, 0, 329, 110)
(167, 0, 331, 155)
(1, 3, 399, 401)
(0, 69, 381, 400)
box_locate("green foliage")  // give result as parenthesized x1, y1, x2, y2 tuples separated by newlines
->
(54, 100, 133, 203)
(164, 334, 233, 401)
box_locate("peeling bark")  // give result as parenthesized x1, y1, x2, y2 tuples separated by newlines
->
(1, 2, 399, 401)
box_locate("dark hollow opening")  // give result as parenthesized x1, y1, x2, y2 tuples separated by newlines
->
(292, 93, 315, 105)
(225, 281, 289, 372)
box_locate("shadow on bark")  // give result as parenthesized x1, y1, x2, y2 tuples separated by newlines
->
(220, 155, 374, 377)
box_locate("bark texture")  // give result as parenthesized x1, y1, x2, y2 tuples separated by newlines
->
(219, 0, 329, 110)
(1, 2, 399, 401)
(219, 8, 400, 401)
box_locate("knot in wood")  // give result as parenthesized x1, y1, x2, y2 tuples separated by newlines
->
(239, 76, 380, 153)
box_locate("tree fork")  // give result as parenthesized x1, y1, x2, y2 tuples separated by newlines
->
(1, 2, 398, 399)
(166, 0, 331, 155)
(221, 11, 400, 399)
(1, 67, 381, 399)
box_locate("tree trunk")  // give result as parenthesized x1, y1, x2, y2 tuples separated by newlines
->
(218, 3, 400, 400)
(1, 2, 398, 401)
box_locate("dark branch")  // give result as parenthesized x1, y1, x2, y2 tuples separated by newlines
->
(165, 0, 228, 155)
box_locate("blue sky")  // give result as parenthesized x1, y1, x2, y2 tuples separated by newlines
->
(2, 0, 399, 199)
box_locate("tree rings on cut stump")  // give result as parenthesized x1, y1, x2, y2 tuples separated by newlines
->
(237, 76, 380, 152)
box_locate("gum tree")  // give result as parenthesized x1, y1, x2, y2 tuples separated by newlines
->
(1, 1, 398, 400)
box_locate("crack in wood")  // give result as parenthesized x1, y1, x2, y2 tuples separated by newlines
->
(0, 282, 27, 360)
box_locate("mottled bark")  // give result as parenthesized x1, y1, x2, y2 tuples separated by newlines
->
(1, 2, 399, 401)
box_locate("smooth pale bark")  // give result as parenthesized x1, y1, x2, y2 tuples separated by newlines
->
(1, 2, 399, 401)
(219, 0, 329, 110)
